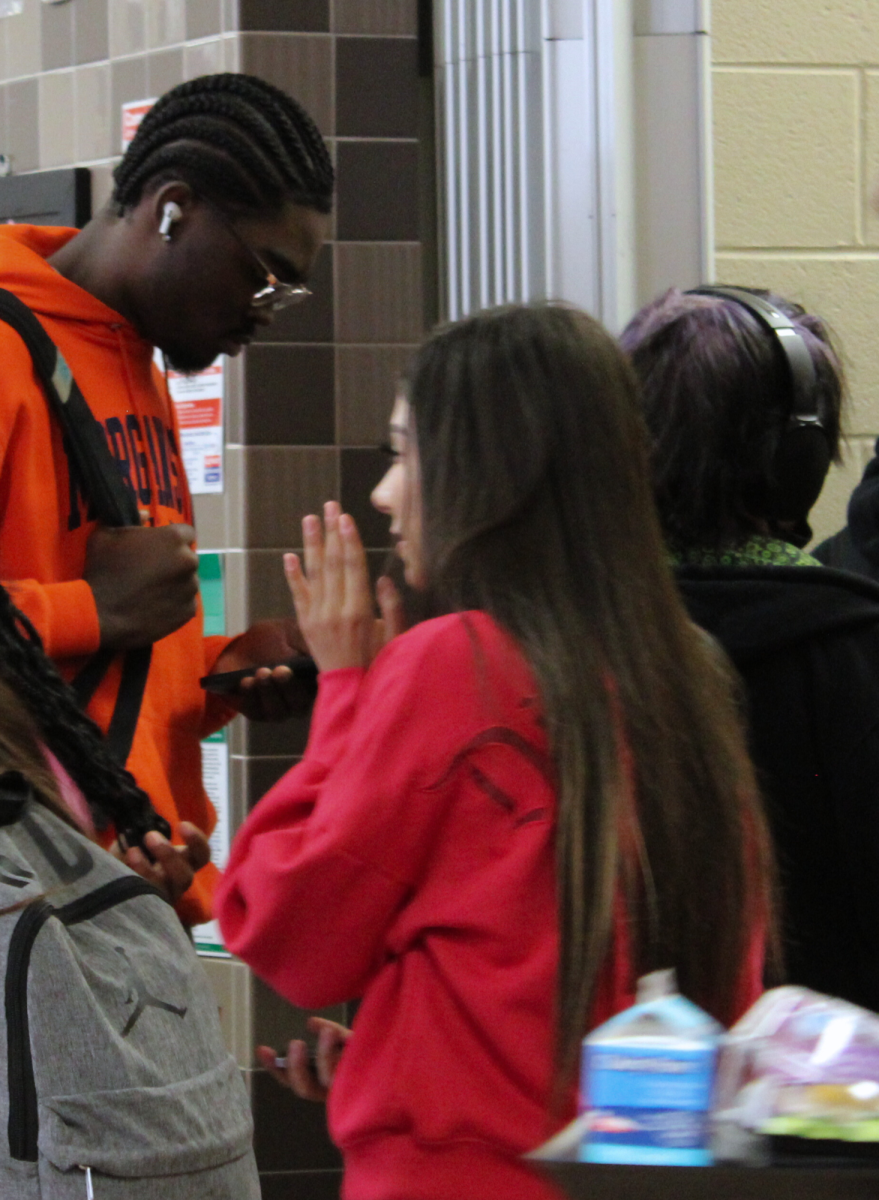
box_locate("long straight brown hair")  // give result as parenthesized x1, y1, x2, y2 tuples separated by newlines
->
(407, 303, 773, 1084)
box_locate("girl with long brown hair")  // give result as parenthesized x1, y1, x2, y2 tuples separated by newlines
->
(217, 303, 771, 1200)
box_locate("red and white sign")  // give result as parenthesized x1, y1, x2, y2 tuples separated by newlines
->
(155, 353, 225, 495)
(121, 98, 157, 153)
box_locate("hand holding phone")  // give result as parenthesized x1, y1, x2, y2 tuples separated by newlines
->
(257, 1017, 351, 1103)
(200, 655, 317, 695)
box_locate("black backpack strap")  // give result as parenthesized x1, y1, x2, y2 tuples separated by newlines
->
(0, 290, 153, 774)
(68, 643, 150, 766)
(105, 646, 152, 765)
(0, 290, 140, 528)
(68, 647, 114, 710)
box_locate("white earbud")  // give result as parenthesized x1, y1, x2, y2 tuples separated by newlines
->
(158, 201, 183, 242)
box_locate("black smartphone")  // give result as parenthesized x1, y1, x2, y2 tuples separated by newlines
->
(200, 655, 318, 695)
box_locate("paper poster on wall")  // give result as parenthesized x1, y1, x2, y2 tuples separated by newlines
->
(165, 357, 225, 495)
(192, 729, 231, 958)
(193, 553, 232, 958)
(121, 97, 158, 153)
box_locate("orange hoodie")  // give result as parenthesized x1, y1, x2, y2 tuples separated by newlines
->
(0, 224, 232, 925)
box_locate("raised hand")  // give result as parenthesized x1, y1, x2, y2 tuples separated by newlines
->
(283, 501, 404, 672)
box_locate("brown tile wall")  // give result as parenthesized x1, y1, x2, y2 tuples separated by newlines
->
(0, 2, 433, 1198)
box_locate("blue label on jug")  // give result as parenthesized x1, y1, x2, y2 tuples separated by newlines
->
(579, 1043, 716, 1165)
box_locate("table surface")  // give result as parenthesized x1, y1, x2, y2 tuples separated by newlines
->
(540, 1162, 879, 1200)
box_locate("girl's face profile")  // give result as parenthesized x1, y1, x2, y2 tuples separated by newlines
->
(371, 394, 424, 587)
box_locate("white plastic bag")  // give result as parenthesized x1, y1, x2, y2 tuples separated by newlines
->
(714, 987, 879, 1160)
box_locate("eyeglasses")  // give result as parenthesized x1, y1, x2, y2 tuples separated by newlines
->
(209, 203, 312, 311)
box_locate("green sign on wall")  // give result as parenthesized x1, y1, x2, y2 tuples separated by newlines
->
(195, 551, 230, 958)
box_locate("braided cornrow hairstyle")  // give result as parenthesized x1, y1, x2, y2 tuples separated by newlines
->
(0, 586, 158, 840)
(113, 72, 334, 216)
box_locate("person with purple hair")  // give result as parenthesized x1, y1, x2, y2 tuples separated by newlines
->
(622, 286, 879, 1012)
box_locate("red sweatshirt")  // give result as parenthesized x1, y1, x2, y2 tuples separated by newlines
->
(220, 612, 764, 1199)
(0, 225, 232, 924)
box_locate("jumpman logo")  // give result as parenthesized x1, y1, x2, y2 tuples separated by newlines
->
(113, 946, 188, 1037)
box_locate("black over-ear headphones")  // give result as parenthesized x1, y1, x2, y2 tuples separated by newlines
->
(685, 285, 831, 529)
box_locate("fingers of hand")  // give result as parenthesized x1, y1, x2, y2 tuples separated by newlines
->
(146, 525, 199, 586)
(315, 1026, 342, 1089)
(376, 575, 406, 641)
(142, 833, 195, 901)
(123, 846, 163, 892)
(301, 514, 324, 602)
(86, 523, 199, 647)
(262, 667, 297, 720)
(255, 1045, 296, 1094)
(142, 831, 174, 867)
(123, 845, 151, 875)
(321, 501, 343, 607)
(285, 1039, 328, 1102)
(178, 822, 212, 871)
(292, 505, 375, 669)
(283, 553, 310, 618)
(163, 525, 198, 572)
(166, 536, 199, 601)
(307, 1016, 353, 1046)
(255, 1046, 282, 1075)
(168, 523, 197, 549)
(307, 1016, 351, 1089)
(298, 506, 367, 605)
(339, 513, 372, 614)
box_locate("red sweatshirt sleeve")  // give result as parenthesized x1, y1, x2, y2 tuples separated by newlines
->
(216, 623, 476, 1009)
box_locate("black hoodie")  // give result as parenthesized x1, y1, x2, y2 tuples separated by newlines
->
(677, 563, 879, 1011)
(814, 436, 879, 580)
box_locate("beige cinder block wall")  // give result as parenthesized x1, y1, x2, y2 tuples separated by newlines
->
(712, 1, 879, 543)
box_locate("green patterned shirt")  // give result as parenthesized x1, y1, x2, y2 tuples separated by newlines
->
(671, 536, 822, 569)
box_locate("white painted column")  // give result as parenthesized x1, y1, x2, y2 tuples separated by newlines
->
(543, 0, 636, 330)
(434, 0, 637, 331)
(632, 0, 714, 304)
(433, 0, 711, 328)
(433, 0, 545, 323)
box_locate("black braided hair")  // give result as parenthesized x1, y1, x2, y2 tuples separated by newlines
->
(113, 73, 334, 216)
(0, 586, 158, 842)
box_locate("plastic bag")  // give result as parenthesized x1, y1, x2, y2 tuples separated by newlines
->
(714, 986, 879, 1162)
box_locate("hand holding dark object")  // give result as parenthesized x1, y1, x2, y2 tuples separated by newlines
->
(257, 1017, 352, 1102)
(112, 820, 211, 907)
(85, 524, 199, 650)
(209, 618, 316, 719)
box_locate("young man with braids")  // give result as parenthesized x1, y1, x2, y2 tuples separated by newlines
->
(0, 73, 333, 924)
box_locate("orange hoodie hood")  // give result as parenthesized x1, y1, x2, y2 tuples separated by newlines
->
(0, 224, 187, 530)
(0, 225, 111, 315)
